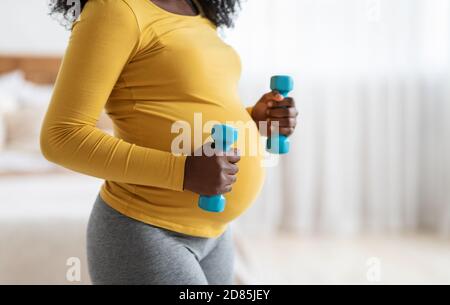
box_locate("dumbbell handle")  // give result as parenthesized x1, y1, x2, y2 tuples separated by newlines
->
(198, 125, 238, 213)
(266, 75, 294, 154)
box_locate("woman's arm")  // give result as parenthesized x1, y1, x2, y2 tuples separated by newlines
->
(40, 0, 186, 191)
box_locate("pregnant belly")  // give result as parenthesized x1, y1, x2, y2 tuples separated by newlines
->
(113, 101, 266, 225)
(220, 149, 266, 221)
(212, 106, 266, 220)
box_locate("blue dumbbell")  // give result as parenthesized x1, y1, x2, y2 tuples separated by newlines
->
(266, 75, 294, 154)
(198, 124, 238, 213)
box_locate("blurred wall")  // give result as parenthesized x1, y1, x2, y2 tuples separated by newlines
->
(0, 0, 69, 55)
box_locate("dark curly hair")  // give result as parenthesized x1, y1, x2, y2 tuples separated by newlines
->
(48, 0, 241, 29)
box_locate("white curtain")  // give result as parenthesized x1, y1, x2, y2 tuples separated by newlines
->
(226, 0, 450, 237)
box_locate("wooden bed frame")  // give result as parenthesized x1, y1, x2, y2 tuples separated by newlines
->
(0, 55, 62, 85)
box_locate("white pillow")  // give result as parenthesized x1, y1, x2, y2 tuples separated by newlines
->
(4, 105, 48, 153)
(18, 81, 54, 108)
(0, 70, 22, 114)
(0, 70, 54, 153)
(0, 71, 24, 151)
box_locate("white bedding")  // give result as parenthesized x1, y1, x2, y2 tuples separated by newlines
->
(0, 70, 53, 109)
(0, 70, 55, 168)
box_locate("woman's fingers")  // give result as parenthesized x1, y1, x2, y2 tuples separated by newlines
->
(221, 185, 233, 194)
(269, 118, 297, 128)
(224, 148, 239, 190)
(267, 106, 298, 118)
(225, 148, 241, 164)
(222, 168, 238, 193)
(268, 120, 296, 136)
(227, 174, 237, 185)
(266, 97, 299, 136)
(267, 97, 295, 108)
(279, 127, 296, 136)
(226, 163, 239, 175)
(262, 91, 285, 104)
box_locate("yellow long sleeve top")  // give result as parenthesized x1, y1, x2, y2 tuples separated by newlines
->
(40, 0, 265, 238)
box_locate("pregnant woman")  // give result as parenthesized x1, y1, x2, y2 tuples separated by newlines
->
(41, 0, 298, 285)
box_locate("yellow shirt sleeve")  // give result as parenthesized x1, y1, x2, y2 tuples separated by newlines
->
(40, 0, 187, 191)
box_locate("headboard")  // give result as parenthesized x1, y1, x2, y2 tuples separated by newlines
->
(0, 54, 113, 138)
(0, 55, 62, 85)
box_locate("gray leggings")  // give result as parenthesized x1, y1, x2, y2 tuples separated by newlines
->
(87, 195, 234, 285)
